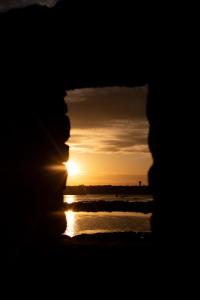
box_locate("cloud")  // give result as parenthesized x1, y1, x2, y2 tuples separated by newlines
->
(68, 119, 149, 155)
(65, 86, 148, 129)
(0, 0, 58, 11)
(65, 86, 149, 155)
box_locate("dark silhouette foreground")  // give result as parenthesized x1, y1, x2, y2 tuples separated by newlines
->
(0, 2, 160, 268)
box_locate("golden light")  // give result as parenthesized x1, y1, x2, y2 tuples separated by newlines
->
(65, 160, 79, 176)
(63, 195, 75, 204)
(64, 210, 75, 237)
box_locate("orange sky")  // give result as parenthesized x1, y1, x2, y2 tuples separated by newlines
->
(65, 86, 152, 186)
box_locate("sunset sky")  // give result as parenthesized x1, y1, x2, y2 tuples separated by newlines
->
(65, 86, 152, 186)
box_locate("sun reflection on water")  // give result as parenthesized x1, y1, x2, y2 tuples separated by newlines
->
(64, 210, 75, 237)
(63, 195, 75, 204)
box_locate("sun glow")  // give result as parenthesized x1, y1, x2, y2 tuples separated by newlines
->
(64, 195, 75, 204)
(65, 160, 79, 176)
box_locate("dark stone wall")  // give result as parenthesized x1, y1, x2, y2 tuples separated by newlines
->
(0, 5, 70, 246)
(147, 81, 161, 241)
(0, 3, 160, 249)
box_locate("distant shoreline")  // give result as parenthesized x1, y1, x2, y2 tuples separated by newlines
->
(64, 185, 151, 195)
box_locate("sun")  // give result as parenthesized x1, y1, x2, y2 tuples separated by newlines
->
(65, 160, 79, 176)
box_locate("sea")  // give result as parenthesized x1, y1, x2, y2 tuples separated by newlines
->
(63, 194, 152, 237)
